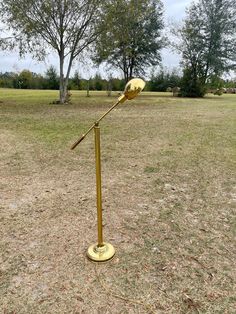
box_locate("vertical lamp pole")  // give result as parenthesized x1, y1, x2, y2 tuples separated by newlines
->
(71, 78, 145, 262)
(94, 123, 103, 247)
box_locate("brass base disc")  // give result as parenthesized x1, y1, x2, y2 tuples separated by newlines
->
(87, 242, 115, 262)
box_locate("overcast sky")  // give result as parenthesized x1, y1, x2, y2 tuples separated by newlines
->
(0, 0, 193, 78)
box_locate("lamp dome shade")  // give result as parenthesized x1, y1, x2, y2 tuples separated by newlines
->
(124, 78, 146, 100)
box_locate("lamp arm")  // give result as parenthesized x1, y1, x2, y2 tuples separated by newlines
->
(70, 95, 126, 150)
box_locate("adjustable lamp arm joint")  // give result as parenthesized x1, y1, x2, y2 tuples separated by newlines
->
(118, 94, 127, 103)
(70, 78, 145, 150)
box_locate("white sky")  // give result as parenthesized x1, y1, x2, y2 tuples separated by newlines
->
(0, 0, 193, 78)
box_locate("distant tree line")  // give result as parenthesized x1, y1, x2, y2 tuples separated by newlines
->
(1, 66, 235, 93)
(0, 0, 165, 103)
(147, 69, 182, 92)
(0, 67, 126, 91)
(0, 0, 235, 100)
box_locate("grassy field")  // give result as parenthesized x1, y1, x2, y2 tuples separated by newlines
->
(0, 89, 235, 313)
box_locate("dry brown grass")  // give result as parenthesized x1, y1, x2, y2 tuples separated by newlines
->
(0, 90, 235, 313)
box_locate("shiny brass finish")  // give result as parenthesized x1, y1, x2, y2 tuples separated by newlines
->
(123, 78, 146, 100)
(86, 124, 115, 262)
(70, 77, 145, 262)
(87, 242, 115, 262)
(94, 124, 103, 246)
(71, 78, 145, 150)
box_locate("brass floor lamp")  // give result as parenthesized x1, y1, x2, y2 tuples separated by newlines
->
(71, 78, 145, 262)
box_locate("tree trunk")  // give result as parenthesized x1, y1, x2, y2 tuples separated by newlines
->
(107, 79, 112, 97)
(59, 84, 68, 104)
(87, 79, 90, 97)
(59, 53, 66, 104)
(124, 70, 129, 83)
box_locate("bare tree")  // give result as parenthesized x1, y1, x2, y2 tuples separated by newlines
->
(1, 0, 102, 103)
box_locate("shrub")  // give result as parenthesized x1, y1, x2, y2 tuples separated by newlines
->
(179, 68, 207, 97)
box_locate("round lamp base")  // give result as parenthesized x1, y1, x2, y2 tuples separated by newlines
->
(87, 242, 115, 262)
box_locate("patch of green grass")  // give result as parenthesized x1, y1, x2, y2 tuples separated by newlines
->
(144, 166, 159, 173)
